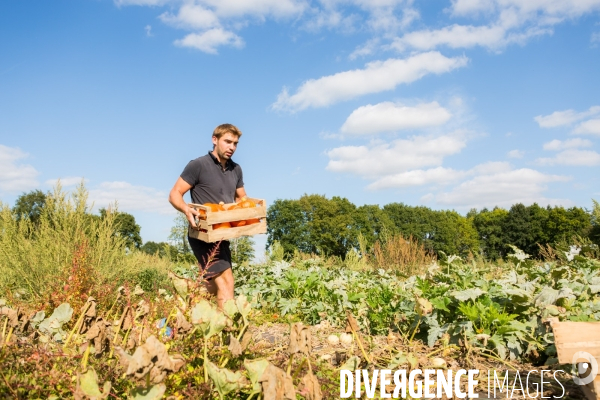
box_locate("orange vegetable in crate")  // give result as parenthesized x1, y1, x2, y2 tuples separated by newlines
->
(213, 222, 231, 230)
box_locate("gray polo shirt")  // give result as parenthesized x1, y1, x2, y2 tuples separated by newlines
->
(180, 151, 244, 205)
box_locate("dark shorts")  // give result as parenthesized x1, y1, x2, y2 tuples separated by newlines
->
(188, 237, 232, 279)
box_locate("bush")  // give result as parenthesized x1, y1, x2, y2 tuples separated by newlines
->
(0, 183, 172, 308)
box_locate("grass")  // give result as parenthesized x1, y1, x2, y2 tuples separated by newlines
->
(0, 183, 172, 309)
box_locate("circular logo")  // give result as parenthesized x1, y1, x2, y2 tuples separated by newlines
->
(572, 351, 598, 386)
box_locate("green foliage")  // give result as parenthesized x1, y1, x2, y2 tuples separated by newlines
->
(230, 236, 254, 265)
(12, 189, 48, 225)
(0, 183, 172, 305)
(236, 246, 600, 361)
(168, 213, 196, 264)
(100, 208, 142, 250)
(470, 207, 509, 259)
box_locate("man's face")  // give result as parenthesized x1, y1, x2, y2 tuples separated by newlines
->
(212, 132, 239, 161)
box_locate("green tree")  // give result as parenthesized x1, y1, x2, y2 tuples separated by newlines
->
(267, 194, 360, 258)
(433, 210, 480, 257)
(544, 206, 591, 245)
(382, 203, 438, 251)
(266, 198, 309, 255)
(13, 189, 47, 224)
(470, 207, 509, 260)
(230, 236, 255, 265)
(100, 209, 142, 249)
(353, 204, 395, 251)
(590, 199, 600, 245)
(168, 213, 196, 263)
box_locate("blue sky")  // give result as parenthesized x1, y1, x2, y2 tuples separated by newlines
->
(1, 0, 600, 251)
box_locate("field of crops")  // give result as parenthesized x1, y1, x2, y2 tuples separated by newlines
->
(1, 187, 599, 399)
(1, 241, 599, 399)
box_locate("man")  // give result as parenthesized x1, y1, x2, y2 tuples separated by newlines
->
(169, 123, 246, 308)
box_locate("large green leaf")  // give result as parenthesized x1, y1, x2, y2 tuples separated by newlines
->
(450, 288, 485, 302)
(77, 368, 111, 400)
(190, 299, 227, 338)
(206, 360, 245, 398)
(244, 359, 269, 392)
(130, 384, 166, 400)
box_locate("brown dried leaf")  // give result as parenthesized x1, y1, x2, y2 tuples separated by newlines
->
(345, 311, 360, 334)
(1, 306, 19, 328)
(259, 364, 296, 400)
(135, 300, 149, 318)
(120, 306, 134, 331)
(228, 334, 243, 357)
(288, 322, 311, 355)
(240, 330, 252, 351)
(174, 309, 192, 337)
(299, 372, 322, 400)
(86, 318, 111, 355)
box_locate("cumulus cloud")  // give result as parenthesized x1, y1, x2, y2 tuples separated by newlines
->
(536, 149, 600, 166)
(326, 133, 468, 178)
(390, 0, 600, 52)
(89, 181, 175, 215)
(160, 4, 220, 30)
(534, 105, 600, 128)
(542, 138, 593, 150)
(436, 167, 571, 208)
(366, 161, 511, 190)
(367, 167, 466, 190)
(340, 101, 452, 135)
(272, 52, 468, 112)
(507, 149, 524, 158)
(45, 177, 88, 187)
(174, 28, 244, 53)
(573, 118, 600, 136)
(0, 144, 39, 194)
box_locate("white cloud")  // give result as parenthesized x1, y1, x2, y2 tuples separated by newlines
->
(391, 0, 600, 52)
(536, 149, 600, 166)
(326, 133, 467, 178)
(340, 101, 452, 135)
(366, 160, 511, 190)
(391, 24, 508, 51)
(160, 4, 220, 30)
(349, 39, 380, 60)
(592, 31, 600, 44)
(0, 144, 39, 194)
(436, 167, 571, 208)
(367, 167, 466, 190)
(200, 0, 306, 19)
(145, 25, 153, 36)
(573, 118, 600, 136)
(534, 105, 600, 127)
(507, 149, 524, 158)
(174, 28, 244, 54)
(542, 138, 593, 150)
(45, 177, 88, 187)
(451, 0, 600, 19)
(272, 52, 468, 112)
(89, 181, 175, 215)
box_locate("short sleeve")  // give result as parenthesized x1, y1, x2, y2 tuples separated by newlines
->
(236, 165, 244, 189)
(180, 159, 201, 187)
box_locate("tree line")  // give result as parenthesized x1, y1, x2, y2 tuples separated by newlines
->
(266, 194, 600, 260)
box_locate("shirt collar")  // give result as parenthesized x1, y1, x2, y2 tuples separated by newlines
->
(208, 150, 233, 170)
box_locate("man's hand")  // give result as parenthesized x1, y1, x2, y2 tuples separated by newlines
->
(185, 206, 200, 230)
(169, 177, 200, 228)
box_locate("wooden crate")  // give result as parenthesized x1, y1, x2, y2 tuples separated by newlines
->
(187, 198, 267, 242)
(549, 319, 600, 400)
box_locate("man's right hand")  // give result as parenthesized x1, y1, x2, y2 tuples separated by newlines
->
(185, 207, 200, 230)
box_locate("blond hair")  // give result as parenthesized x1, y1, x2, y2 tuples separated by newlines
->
(213, 123, 242, 139)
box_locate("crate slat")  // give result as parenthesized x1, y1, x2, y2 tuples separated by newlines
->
(188, 219, 266, 242)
